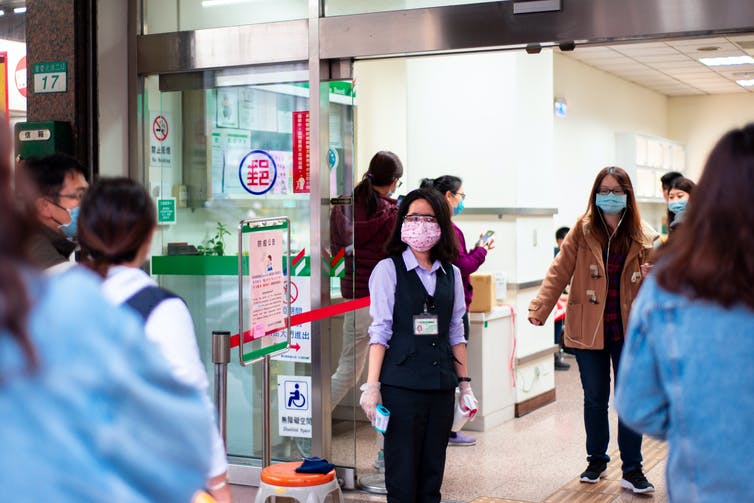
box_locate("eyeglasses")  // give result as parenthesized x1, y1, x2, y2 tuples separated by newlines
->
(596, 187, 626, 196)
(404, 214, 437, 223)
(453, 192, 466, 201)
(395, 179, 403, 188)
(57, 192, 86, 201)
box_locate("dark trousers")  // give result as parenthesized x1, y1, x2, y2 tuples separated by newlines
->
(574, 339, 643, 473)
(381, 384, 455, 503)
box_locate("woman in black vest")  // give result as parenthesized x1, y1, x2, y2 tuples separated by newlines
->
(360, 188, 477, 503)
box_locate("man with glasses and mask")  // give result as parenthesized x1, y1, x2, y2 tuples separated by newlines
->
(21, 154, 89, 273)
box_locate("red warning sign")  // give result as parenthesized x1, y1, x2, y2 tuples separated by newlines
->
(152, 114, 168, 142)
(15, 56, 26, 98)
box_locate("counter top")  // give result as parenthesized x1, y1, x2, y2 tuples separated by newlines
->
(469, 304, 514, 322)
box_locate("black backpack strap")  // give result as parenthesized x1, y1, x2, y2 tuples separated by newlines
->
(124, 286, 181, 322)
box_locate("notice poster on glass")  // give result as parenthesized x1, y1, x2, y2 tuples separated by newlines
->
(249, 229, 285, 340)
(272, 277, 311, 363)
(216, 88, 239, 128)
(149, 111, 173, 167)
(210, 128, 251, 199)
(292, 111, 310, 193)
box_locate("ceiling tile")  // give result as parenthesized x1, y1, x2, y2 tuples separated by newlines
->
(612, 46, 680, 57)
(562, 35, 754, 97)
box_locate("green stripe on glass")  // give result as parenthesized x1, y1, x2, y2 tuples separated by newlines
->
(241, 341, 289, 363)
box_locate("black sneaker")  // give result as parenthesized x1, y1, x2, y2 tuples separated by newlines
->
(554, 354, 571, 371)
(579, 460, 607, 483)
(621, 468, 655, 494)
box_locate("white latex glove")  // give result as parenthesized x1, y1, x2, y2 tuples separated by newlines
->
(359, 382, 382, 423)
(459, 381, 479, 421)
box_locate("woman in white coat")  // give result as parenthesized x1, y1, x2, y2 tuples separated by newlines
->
(77, 178, 231, 502)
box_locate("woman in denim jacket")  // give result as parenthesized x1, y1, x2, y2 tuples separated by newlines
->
(1, 122, 212, 501)
(616, 124, 754, 502)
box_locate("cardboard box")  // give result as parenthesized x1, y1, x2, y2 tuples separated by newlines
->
(469, 273, 496, 312)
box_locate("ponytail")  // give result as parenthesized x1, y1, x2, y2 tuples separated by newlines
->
(354, 151, 404, 216)
(421, 175, 462, 196)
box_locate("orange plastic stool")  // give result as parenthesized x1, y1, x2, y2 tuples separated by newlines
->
(254, 462, 343, 503)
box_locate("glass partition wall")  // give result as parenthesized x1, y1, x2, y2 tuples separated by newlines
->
(140, 68, 359, 479)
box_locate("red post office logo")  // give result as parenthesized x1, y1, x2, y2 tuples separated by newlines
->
(238, 149, 277, 195)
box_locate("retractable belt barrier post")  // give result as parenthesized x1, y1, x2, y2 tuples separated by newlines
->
(211, 330, 231, 445)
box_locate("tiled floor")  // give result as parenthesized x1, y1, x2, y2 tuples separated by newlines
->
(231, 358, 668, 502)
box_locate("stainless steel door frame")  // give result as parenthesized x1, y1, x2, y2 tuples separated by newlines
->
(137, 0, 754, 75)
(320, 0, 754, 59)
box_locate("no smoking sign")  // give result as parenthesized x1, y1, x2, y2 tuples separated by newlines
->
(152, 115, 169, 142)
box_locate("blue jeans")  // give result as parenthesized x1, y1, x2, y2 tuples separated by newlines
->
(574, 339, 643, 473)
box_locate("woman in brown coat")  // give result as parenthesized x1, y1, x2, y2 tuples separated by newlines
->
(528, 166, 658, 494)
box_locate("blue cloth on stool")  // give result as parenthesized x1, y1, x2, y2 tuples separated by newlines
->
(295, 457, 335, 474)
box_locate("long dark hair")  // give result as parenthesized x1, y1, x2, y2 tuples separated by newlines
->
(77, 178, 157, 277)
(420, 175, 462, 196)
(385, 188, 458, 263)
(666, 176, 696, 229)
(1, 121, 37, 371)
(353, 151, 403, 216)
(656, 124, 754, 309)
(585, 166, 644, 254)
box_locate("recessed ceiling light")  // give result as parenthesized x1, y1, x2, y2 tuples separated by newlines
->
(697, 46, 720, 52)
(700, 55, 754, 67)
(13, 7, 26, 14)
(737, 79, 754, 87)
(0, 10, 5, 16)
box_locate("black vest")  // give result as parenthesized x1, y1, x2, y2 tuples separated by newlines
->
(380, 255, 458, 391)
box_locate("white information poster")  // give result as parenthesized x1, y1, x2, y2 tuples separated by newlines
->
(272, 277, 311, 363)
(216, 88, 239, 128)
(249, 229, 285, 339)
(277, 375, 312, 438)
(149, 112, 173, 167)
(210, 128, 251, 198)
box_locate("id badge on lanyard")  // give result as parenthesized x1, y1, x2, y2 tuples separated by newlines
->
(414, 302, 439, 336)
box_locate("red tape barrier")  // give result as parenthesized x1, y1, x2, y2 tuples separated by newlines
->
(230, 296, 371, 348)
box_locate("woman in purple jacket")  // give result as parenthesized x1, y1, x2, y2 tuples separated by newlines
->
(421, 175, 494, 446)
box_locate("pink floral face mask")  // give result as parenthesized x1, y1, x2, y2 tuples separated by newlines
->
(401, 219, 442, 252)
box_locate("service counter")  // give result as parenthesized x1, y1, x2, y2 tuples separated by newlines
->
(465, 305, 517, 431)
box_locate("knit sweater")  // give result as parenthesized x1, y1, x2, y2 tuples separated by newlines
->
(452, 223, 487, 309)
(330, 193, 398, 298)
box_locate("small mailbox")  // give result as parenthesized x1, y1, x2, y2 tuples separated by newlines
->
(14, 121, 72, 160)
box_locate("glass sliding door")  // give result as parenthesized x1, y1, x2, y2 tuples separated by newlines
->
(139, 68, 360, 476)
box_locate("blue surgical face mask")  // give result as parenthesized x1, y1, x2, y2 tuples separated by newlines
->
(595, 193, 627, 215)
(59, 205, 79, 239)
(453, 199, 464, 216)
(668, 200, 687, 214)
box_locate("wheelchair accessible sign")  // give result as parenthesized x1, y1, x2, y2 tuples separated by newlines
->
(278, 375, 312, 438)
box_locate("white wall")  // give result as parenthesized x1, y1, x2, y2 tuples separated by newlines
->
(97, 0, 129, 177)
(552, 53, 668, 228)
(668, 93, 754, 180)
(352, 59, 408, 178)
(355, 51, 558, 363)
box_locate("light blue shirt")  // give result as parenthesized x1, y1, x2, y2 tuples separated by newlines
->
(616, 275, 754, 502)
(368, 247, 466, 347)
(0, 267, 212, 502)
